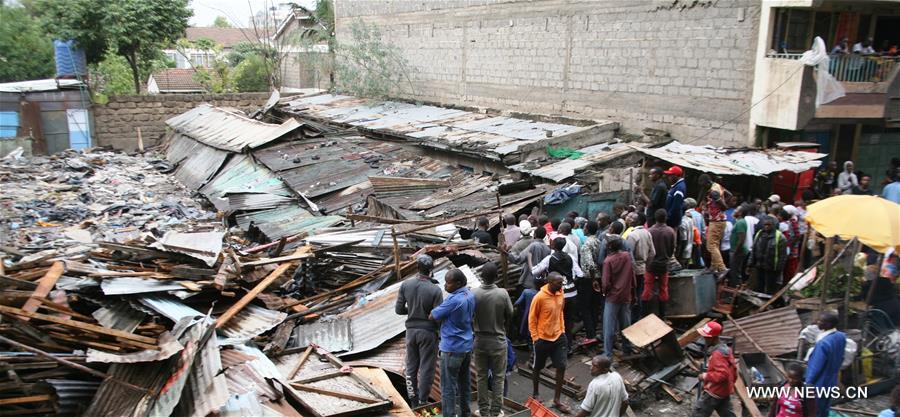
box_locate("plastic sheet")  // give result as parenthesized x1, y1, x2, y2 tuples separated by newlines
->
(799, 36, 846, 107)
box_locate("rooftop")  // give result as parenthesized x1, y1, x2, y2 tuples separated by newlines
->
(185, 26, 256, 48)
(148, 68, 206, 94)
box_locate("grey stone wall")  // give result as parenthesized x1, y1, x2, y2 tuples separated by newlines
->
(92, 93, 270, 151)
(334, 0, 760, 147)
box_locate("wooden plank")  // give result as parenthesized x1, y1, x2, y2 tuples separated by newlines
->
(215, 247, 309, 329)
(20, 261, 64, 318)
(290, 383, 380, 404)
(734, 377, 764, 417)
(0, 395, 53, 406)
(677, 318, 711, 347)
(355, 367, 416, 417)
(0, 305, 157, 345)
(33, 298, 93, 321)
(288, 345, 315, 380)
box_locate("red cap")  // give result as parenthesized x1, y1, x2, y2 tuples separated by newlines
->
(663, 165, 684, 176)
(697, 321, 722, 338)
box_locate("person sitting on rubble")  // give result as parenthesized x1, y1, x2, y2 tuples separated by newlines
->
(528, 272, 573, 414)
(472, 216, 494, 246)
(395, 254, 443, 407)
(692, 321, 737, 417)
(429, 268, 476, 417)
(767, 363, 816, 417)
(748, 216, 787, 295)
(575, 355, 629, 417)
(805, 312, 846, 417)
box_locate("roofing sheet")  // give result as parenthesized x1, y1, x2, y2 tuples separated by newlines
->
(217, 303, 287, 344)
(168, 135, 230, 191)
(100, 277, 192, 295)
(91, 300, 146, 333)
(508, 141, 647, 182)
(165, 104, 301, 152)
(235, 206, 342, 241)
(721, 307, 802, 356)
(630, 141, 827, 177)
(150, 230, 225, 267)
(199, 153, 295, 212)
(44, 379, 100, 417)
(0, 78, 84, 93)
(137, 294, 203, 322)
(83, 360, 173, 417)
(283, 94, 615, 159)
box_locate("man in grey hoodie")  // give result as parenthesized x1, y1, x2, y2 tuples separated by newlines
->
(395, 254, 444, 406)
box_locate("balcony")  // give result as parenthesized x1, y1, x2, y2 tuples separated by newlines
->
(765, 53, 900, 86)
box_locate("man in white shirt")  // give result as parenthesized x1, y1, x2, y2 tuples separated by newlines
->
(576, 355, 629, 417)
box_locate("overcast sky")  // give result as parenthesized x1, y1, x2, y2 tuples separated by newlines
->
(190, 0, 316, 27)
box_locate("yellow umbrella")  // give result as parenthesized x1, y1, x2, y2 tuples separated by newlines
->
(805, 195, 900, 253)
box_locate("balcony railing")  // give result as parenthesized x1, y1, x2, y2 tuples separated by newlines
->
(766, 53, 900, 83)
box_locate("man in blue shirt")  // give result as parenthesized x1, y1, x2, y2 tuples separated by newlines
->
(883, 168, 900, 204)
(806, 312, 846, 417)
(430, 268, 476, 417)
(665, 165, 687, 229)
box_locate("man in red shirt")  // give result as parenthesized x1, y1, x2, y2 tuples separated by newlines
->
(692, 321, 737, 417)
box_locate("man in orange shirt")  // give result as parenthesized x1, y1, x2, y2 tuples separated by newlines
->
(528, 272, 572, 414)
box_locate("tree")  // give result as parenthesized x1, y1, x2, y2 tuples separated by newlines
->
(37, 0, 191, 93)
(332, 21, 413, 100)
(213, 15, 232, 28)
(233, 54, 269, 92)
(0, 3, 55, 82)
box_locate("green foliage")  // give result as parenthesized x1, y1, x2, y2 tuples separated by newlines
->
(233, 54, 269, 92)
(800, 264, 863, 299)
(0, 4, 55, 82)
(226, 42, 258, 67)
(89, 50, 134, 95)
(213, 16, 232, 28)
(333, 20, 413, 100)
(36, 0, 191, 93)
(194, 60, 234, 94)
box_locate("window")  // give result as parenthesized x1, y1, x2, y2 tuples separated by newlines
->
(190, 53, 211, 67)
(0, 112, 19, 138)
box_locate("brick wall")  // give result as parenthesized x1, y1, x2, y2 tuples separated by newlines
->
(333, 0, 760, 147)
(92, 93, 270, 151)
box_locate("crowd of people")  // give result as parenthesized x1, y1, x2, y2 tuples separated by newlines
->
(393, 161, 900, 417)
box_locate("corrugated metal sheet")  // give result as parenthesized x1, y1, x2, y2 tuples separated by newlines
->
(0, 78, 84, 92)
(235, 206, 343, 241)
(167, 319, 229, 417)
(305, 228, 410, 248)
(83, 360, 172, 417)
(218, 304, 288, 344)
(290, 317, 352, 352)
(225, 192, 295, 211)
(149, 230, 224, 267)
(44, 379, 100, 417)
(100, 277, 191, 295)
(171, 137, 230, 191)
(137, 294, 203, 322)
(199, 153, 295, 211)
(165, 104, 301, 152)
(92, 300, 146, 332)
(86, 330, 183, 364)
(343, 336, 405, 375)
(220, 345, 283, 400)
(509, 141, 647, 182)
(721, 307, 802, 355)
(283, 94, 617, 160)
(630, 141, 827, 177)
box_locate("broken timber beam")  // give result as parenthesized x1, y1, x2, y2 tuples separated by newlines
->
(290, 383, 379, 404)
(20, 261, 64, 318)
(0, 305, 157, 345)
(215, 247, 308, 329)
(677, 318, 711, 347)
(734, 377, 764, 417)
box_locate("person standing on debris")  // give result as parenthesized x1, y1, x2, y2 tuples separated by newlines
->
(473, 216, 495, 246)
(625, 212, 655, 321)
(579, 221, 604, 342)
(507, 227, 551, 289)
(575, 355, 629, 417)
(638, 167, 668, 225)
(645, 209, 675, 319)
(502, 214, 522, 248)
(748, 217, 787, 294)
(430, 268, 476, 417)
(664, 165, 687, 229)
(528, 272, 573, 414)
(473, 262, 514, 417)
(532, 236, 584, 353)
(692, 321, 737, 417)
(805, 312, 846, 417)
(601, 235, 634, 358)
(767, 363, 817, 417)
(395, 254, 444, 407)
(685, 198, 706, 268)
(778, 208, 801, 284)
(698, 174, 730, 274)
(728, 205, 750, 286)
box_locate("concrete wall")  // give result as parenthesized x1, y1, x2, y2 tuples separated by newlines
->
(333, 0, 761, 147)
(92, 93, 270, 151)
